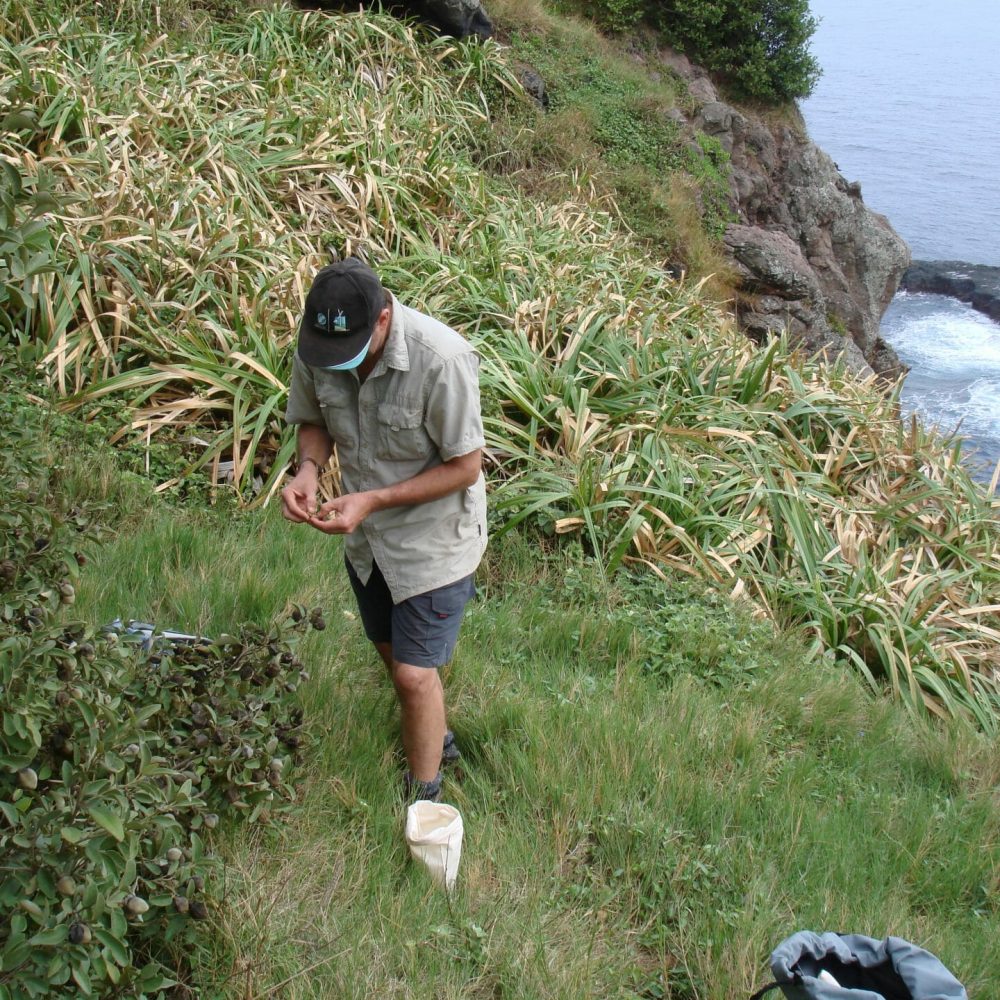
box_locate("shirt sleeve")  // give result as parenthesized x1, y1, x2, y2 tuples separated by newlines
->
(284, 354, 324, 426)
(425, 351, 485, 461)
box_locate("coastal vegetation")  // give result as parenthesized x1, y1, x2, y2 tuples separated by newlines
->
(3, 0, 996, 724)
(1, 360, 309, 996)
(5, 363, 999, 997)
(2, 0, 999, 996)
(555, 0, 822, 101)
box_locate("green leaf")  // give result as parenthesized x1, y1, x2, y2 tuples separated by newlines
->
(1, 111, 37, 131)
(0, 753, 34, 769)
(0, 940, 30, 973)
(61, 826, 86, 844)
(28, 925, 67, 947)
(88, 806, 124, 842)
(93, 927, 130, 967)
(71, 961, 94, 996)
(78, 700, 97, 731)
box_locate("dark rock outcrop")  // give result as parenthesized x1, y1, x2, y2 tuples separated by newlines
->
(723, 224, 871, 372)
(410, 0, 492, 38)
(517, 66, 548, 109)
(656, 50, 912, 376)
(900, 261, 1000, 324)
(303, 0, 492, 39)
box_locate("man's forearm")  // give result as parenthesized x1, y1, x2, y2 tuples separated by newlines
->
(366, 450, 481, 514)
(297, 423, 333, 467)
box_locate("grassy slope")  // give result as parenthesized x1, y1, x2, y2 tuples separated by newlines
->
(4, 3, 998, 996)
(57, 448, 1000, 1000)
(4, 0, 997, 720)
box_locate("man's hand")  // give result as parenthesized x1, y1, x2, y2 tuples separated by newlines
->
(281, 468, 320, 523)
(307, 492, 374, 535)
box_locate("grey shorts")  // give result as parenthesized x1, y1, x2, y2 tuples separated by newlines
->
(345, 558, 475, 668)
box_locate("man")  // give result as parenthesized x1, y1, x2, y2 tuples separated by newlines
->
(281, 257, 487, 803)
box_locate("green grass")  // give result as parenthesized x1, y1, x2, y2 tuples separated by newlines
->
(64, 474, 1000, 998)
(5, 0, 999, 726)
(4, 4, 999, 996)
(479, 4, 735, 275)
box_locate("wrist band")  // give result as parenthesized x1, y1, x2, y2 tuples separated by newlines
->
(298, 456, 321, 474)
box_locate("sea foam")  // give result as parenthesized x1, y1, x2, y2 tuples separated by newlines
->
(882, 292, 1000, 475)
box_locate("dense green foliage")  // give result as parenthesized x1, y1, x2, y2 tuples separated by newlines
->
(0, 149, 61, 349)
(566, 0, 822, 101)
(502, 27, 735, 245)
(1, 0, 997, 728)
(1, 7, 998, 995)
(0, 361, 311, 997)
(657, 0, 821, 101)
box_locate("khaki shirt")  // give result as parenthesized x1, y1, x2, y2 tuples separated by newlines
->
(285, 295, 487, 602)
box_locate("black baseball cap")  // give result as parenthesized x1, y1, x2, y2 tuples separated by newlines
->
(297, 258, 386, 369)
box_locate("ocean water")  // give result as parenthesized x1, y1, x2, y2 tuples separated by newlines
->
(801, 0, 1000, 480)
(882, 293, 1000, 476)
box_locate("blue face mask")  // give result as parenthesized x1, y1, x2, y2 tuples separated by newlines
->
(323, 336, 372, 371)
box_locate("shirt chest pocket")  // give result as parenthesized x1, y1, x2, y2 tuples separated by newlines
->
(315, 384, 358, 451)
(376, 402, 429, 462)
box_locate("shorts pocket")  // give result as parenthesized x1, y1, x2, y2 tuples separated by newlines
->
(429, 578, 473, 619)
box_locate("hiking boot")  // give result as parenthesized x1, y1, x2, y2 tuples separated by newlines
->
(442, 730, 462, 766)
(404, 770, 442, 803)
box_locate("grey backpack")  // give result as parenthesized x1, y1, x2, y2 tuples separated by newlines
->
(749, 932, 967, 1000)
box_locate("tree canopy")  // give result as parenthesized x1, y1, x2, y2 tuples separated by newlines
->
(572, 0, 822, 102)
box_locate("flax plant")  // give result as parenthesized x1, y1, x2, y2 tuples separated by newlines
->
(2, 0, 998, 725)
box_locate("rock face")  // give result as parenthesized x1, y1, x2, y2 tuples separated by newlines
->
(306, 0, 492, 39)
(410, 0, 492, 38)
(723, 224, 871, 372)
(664, 52, 912, 375)
(901, 261, 1000, 324)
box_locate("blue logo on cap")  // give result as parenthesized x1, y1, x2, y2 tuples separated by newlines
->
(333, 309, 348, 332)
(315, 311, 327, 329)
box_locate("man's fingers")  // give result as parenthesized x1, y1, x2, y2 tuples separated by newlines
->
(307, 513, 344, 534)
(282, 487, 315, 522)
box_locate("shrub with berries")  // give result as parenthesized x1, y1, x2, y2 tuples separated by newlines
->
(0, 361, 320, 998)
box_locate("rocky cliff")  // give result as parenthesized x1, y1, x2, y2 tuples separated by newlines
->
(318, 2, 912, 376)
(660, 51, 911, 377)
